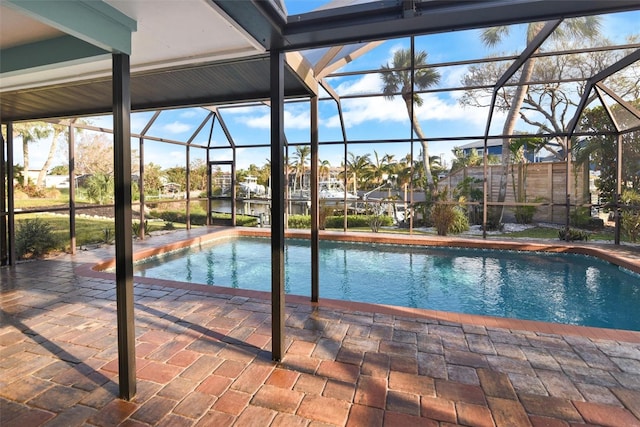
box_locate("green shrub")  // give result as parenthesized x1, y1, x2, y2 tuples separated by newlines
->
(102, 228, 114, 244)
(558, 228, 589, 241)
(570, 207, 605, 230)
(16, 218, 59, 259)
(325, 215, 393, 229)
(621, 189, 640, 243)
(85, 173, 114, 204)
(288, 214, 393, 229)
(449, 206, 470, 234)
(485, 209, 503, 231)
(430, 202, 456, 236)
(369, 215, 384, 232)
(132, 220, 151, 238)
(163, 222, 175, 230)
(150, 210, 207, 226)
(514, 205, 536, 224)
(288, 215, 311, 229)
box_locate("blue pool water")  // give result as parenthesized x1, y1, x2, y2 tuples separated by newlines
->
(134, 237, 640, 331)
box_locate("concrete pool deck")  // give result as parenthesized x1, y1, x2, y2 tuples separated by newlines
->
(2, 227, 640, 426)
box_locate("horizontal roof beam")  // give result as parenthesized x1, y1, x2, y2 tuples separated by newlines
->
(4, 0, 136, 54)
(219, 0, 640, 51)
(1, 35, 109, 75)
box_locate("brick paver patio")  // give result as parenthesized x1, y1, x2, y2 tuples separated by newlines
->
(2, 228, 640, 426)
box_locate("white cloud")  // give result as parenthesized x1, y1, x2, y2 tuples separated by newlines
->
(323, 71, 499, 132)
(235, 109, 311, 130)
(163, 121, 192, 134)
(179, 110, 199, 119)
(145, 149, 186, 169)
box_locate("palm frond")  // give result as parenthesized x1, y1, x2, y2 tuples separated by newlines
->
(481, 26, 510, 47)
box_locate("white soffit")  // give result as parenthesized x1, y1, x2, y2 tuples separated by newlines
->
(0, 0, 265, 92)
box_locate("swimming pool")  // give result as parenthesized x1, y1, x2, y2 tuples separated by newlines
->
(133, 236, 640, 331)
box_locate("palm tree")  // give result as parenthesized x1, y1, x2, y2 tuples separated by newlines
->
(292, 146, 311, 191)
(12, 122, 52, 186)
(319, 159, 331, 182)
(344, 152, 371, 194)
(481, 17, 601, 220)
(36, 124, 68, 188)
(381, 48, 440, 191)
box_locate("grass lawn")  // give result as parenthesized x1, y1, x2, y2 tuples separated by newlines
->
(15, 213, 185, 250)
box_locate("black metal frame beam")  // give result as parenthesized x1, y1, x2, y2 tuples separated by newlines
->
(68, 122, 76, 255)
(215, 0, 640, 51)
(310, 95, 319, 303)
(567, 48, 640, 137)
(113, 53, 136, 400)
(6, 124, 15, 266)
(270, 50, 286, 361)
(0, 130, 6, 266)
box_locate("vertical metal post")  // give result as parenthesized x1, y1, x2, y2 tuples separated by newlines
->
(232, 144, 237, 226)
(565, 136, 571, 239)
(310, 96, 319, 302)
(270, 50, 285, 361)
(409, 37, 415, 234)
(6, 123, 15, 266)
(69, 124, 77, 254)
(615, 133, 622, 245)
(0, 130, 6, 265)
(139, 137, 145, 238)
(186, 144, 191, 230)
(206, 151, 212, 226)
(113, 53, 136, 400)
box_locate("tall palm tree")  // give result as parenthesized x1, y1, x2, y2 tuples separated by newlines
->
(292, 146, 311, 191)
(319, 159, 331, 181)
(381, 49, 440, 191)
(12, 122, 51, 186)
(36, 124, 68, 188)
(344, 152, 371, 194)
(482, 17, 601, 220)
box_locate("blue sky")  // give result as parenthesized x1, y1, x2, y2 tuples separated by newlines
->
(16, 5, 640, 173)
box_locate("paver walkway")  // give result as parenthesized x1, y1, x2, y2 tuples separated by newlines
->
(2, 229, 640, 426)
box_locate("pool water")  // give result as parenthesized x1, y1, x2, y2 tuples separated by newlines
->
(134, 237, 640, 331)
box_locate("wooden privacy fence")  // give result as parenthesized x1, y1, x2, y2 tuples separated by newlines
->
(438, 162, 590, 224)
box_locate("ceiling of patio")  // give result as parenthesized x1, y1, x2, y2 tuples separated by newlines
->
(2, 0, 640, 123)
(0, 0, 309, 122)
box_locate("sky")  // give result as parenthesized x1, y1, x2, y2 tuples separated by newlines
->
(11, 3, 640, 174)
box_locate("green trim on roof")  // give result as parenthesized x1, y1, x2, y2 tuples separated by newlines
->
(4, 0, 136, 54)
(1, 35, 109, 75)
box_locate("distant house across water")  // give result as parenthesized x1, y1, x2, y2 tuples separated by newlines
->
(458, 138, 564, 163)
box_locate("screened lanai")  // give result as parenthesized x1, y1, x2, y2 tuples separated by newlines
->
(2, 0, 640, 403)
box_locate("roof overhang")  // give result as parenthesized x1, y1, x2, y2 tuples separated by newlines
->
(1, 54, 313, 122)
(1, 0, 314, 122)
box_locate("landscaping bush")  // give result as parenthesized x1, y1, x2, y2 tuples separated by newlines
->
(621, 189, 640, 243)
(16, 218, 60, 259)
(558, 228, 589, 241)
(369, 214, 384, 232)
(570, 207, 604, 230)
(132, 220, 151, 239)
(150, 210, 207, 226)
(514, 205, 537, 224)
(430, 202, 456, 236)
(326, 215, 393, 229)
(288, 215, 311, 229)
(288, 214, 393, 229)
(17, 183, 45, 198)
(484, 209, 504, 231)
(449, 206, 470, 234)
